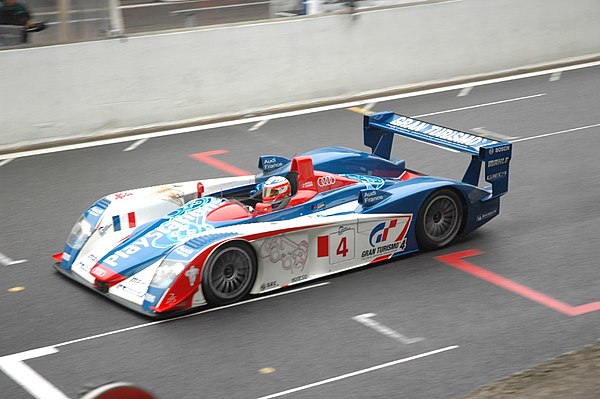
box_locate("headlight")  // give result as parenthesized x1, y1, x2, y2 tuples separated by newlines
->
(150, 259, 186, 289)
(66, 216, 93, 251)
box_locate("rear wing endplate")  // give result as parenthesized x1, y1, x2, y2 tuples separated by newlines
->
(364, 112, 512, 198)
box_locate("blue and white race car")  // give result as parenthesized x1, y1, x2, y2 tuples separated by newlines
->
(53, 112, 512, 317)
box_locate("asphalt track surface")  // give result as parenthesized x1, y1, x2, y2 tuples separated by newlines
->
(1, 64, 600, 399)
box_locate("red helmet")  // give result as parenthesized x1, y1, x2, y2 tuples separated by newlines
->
(262, 176, 291, 204)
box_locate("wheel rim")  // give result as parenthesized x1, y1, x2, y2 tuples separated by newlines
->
(423, 195, 459, 243)
(206, 247, 253, 300)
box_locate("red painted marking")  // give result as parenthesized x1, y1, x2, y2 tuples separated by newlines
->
(317, 235, 329, 257)
(128, 212, 136, 228)
(436, 249, 600, 317)
(189, 150, 251, 176)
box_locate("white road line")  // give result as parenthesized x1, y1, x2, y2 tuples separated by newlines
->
(457, 86, 473, 97)
(353, 313, 423, 345)
(256, 345, 459, 399)
(0, 282, 329, 355)
(123, 138, 148, 152)
(362, 102, 377, 111)
(414, 93, 546, 118)
(549, 71, 562, 81)
(0, 347, 70, 399)
(471, 127, 520, 141)
(0, 158, 14, 167)
(511, 123, 600, 143)
(2, 59, 599, 161)
(0, 252, 27, 266)
(249, 119, 269, 131)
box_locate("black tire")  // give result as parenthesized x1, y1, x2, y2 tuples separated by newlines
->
(202, 242, 257, 306)
(416, 188, 463, 250)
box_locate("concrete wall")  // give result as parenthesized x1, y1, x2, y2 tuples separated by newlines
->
(1, 0, 599, 148)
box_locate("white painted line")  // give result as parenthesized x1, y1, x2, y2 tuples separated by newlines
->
(249, 119, 269, 131)
(362, 102, 377, 111)
(471, 127, 519, 141)
(511, 123, 600, 143)
(0, 282, 327, 352)
(123, 138, 148, 152)
(353, 313, 423, 345)
(3, 56, 600, 160)
(457, 86, 472, 97)
(256, 345, 459, 399)
(0, 252, 27, 266)
(0, 158, 14, 167)
(0, 346, 70, 399)
(549, 71, 562, 81)
(414, 93, 546, 118)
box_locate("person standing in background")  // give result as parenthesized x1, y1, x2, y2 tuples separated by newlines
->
(0, 0, 33, 42)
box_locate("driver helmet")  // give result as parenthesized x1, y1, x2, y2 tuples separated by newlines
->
(262, 176, 291, 204)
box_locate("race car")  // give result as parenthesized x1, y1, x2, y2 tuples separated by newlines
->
(53, 112, 512, 317)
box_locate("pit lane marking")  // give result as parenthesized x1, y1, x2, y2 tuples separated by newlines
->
(436, 250, 600, 316)
(1, 282, 330, 358)
(457, 86, 473, 97)
(0, 347, 70, 399)
(510, 123, 600, 143)
(470, 127, 519, 141)
(353, 313, 423, 344)
(256, 345, 459, 399)
(549, 71, 562, 81)
(3, 60, 599, 161)
(0, 158, 14, 167)
(348, 102, 377, 115)
(414, 93, 545, 118)
(123, 138, 149, 152)
(0, 251, 27, 266)
(189, 149, 252, 176)
(249, 119, 269, 131)
(7, 286, 26, 292)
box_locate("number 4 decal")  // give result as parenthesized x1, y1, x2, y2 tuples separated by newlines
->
(330, 227, 355, 264)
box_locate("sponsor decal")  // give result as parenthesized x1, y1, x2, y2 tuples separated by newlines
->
(166, 293, 177, 305)
(337, 226, 353, 235)
(291, 274, 307, 283)
(99, 223, 112, 236)
(361, 238, 407, 258)
(112, 212, 136, 232)
(486, 171, 508, 181)
(317, 175, 336, 187)
(258, 236, 308, 274)
(185, 266, 199, 286)
(62, 252, 71, 261)
(260, 281, 278, 291)
(115, 278, 146, 298)
(487, 157, 510, 167)
(341, 174, 385, 190)
(389, 116, 498, 148)
(312, 202, 326, 211)
(490, 145, 511, 154)
(261, 157, 286, 171)
(301, 181, 314, 189)
(103, 198, 222, 267)
(369, 220, 398, 247)
(476, 209, 498, 222)
(115, 192, 133, 200)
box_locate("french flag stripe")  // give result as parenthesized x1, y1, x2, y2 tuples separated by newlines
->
(317, 236, 329, 257)
(112, 215, 121, 232)
(128, 212, 136, 228)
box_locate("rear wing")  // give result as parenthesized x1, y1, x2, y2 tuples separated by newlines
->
(364, 112, 512, 198)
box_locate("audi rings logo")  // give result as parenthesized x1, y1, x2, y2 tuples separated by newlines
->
(317, 175, 336, 187)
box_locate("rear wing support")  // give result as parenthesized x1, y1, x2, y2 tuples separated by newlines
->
(364, 112, 512, 198)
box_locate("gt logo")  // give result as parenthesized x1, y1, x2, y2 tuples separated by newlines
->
(369, 220, 398, 247)
(317, 175, 336, 187)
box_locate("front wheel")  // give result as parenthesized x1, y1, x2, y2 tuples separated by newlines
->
(416, 189, 463, 250)
(202, 242, 257, 306)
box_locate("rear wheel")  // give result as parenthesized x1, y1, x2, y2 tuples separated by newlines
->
(202, 242, 257, 306)
(416, 189, 463, 250)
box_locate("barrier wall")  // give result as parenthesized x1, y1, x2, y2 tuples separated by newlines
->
(1, 0, 599, 149)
